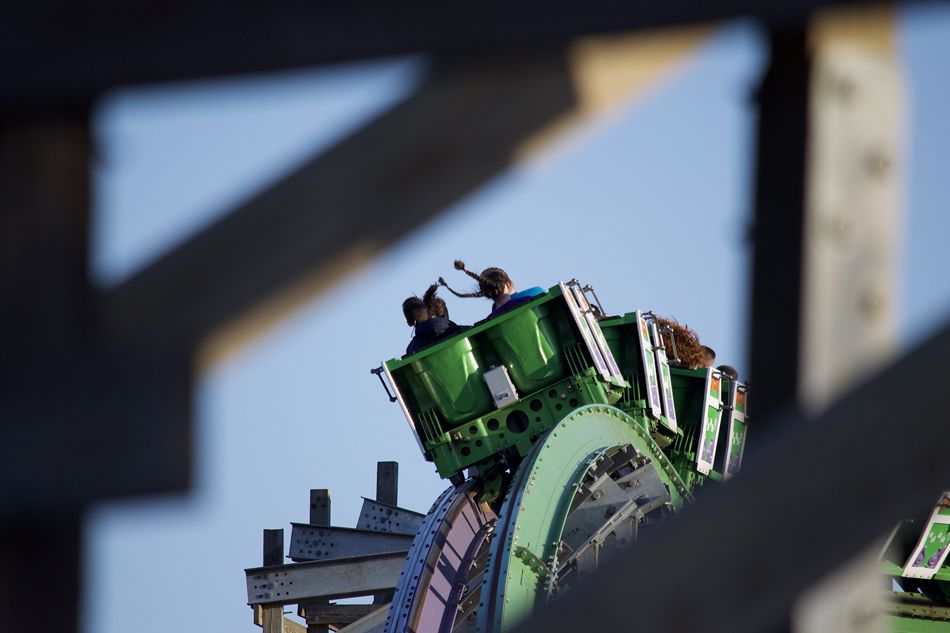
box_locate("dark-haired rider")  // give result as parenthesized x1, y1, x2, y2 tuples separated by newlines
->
(439, 260, 544, 320)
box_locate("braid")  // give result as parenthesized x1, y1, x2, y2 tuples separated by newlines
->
(422, 283, 439, 306)
(423, 284, 449, 319)
(446, 259, 510, 301)
(454, 260, 483, 284)
(438, 276, 484, 299)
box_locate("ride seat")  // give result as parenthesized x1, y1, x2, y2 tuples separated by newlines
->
(407, 337, 493, 425)
(484, 301, 567, 394)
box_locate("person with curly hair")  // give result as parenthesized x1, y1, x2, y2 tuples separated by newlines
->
(655, 316, 708, 369)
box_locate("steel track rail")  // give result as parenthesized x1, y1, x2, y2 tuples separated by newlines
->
(479, 405, 678, 632)
(386, 481, 496, 633)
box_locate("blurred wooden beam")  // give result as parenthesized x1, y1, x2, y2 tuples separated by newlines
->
(101, 54, 577, 364)
(799, 5, 902, 411)
(746, 23, 811, 426)
(0, 0, 922, 104)
(0, 114, 191, 514)
(101, 29, 712, 369)
(793, 7, 901, 632)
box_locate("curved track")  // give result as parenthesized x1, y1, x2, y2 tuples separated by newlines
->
(388, 405, 686, 633)
(479, 405, 683, 632)
(386, 482, 497, 633)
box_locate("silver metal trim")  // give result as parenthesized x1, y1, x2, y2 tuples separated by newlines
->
(380, 361, 426, 455)
(560, 280, 624, 386)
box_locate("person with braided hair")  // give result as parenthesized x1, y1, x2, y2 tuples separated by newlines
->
(439, 260, 545, 319)
(402, 284, 466, 356)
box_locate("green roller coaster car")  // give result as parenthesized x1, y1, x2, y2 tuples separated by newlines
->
(374, 280, 950, 632)
(374, 280, 748, 497)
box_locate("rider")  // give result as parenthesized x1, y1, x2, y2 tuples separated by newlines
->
(438, 260, 544, 319)
(403, 284, 465, 356)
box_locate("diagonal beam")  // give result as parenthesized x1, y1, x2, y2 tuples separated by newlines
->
(513, 317, 950, 633)
(0, 0, 926, 103)
(100, 54, 576, 355)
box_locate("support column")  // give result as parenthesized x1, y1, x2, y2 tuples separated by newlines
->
(306, 490, 331, 633)
(792, 8, 902, 633)
(0, 112, 91, 633)
(374, 462, 398, 605)
(747, 24, 811, 430)
(262, 529, 285, 633)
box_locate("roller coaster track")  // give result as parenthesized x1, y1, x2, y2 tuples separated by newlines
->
(387, 405, 683, 633)
(385, 482, 497, 633)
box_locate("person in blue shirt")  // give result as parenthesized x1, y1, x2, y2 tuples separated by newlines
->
(402, 284, 466, 356)
(438, 260, 545, 319)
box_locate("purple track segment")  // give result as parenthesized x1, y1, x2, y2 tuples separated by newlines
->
(386, 482, 496, 633)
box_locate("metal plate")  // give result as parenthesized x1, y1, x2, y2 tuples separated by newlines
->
(636, 311, 663, 419)
(902, 493, 950, 579)
(722, 381, 748, 479)
(381, 362, 426, 455)
(560, 281, 624, 387)
(289, 523, 414, 562)
(650, 320, 678, 430)
(695, 368, 724, 476)
(356, 498, 426, 536)
(245, 551, 407, 606)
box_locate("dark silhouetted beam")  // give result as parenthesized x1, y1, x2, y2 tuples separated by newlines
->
(0, 115, 192, 515)
(747, 26, 810, 428)
(513, 317, 950, 633)
(101, 55, 576, 351)
(0, 0, 918, 103)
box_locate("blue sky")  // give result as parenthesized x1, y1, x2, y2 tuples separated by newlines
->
(84, 12, 950, 633)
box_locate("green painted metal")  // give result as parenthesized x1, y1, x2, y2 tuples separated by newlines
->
(879, 497, 950, 631)
(885, 615, 950, 633)
(375, 280, 950, 632)
(385, 284, 627, 482)
(383, 287, 746, 492)
(483, 300, 568, 393)
(406, 336, 493, 425)
(376, 283, 950, 632)
(478, 405, 688, 632)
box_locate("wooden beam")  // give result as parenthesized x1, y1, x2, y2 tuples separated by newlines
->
(0, 347, 191, 514)
(0, 114, 191, 514)
(746, 23, 810, 427)
(338, 606, 390, 633)
(100, 54, 577, 364)
(798, 5, 902, 411)
(302, 604, 377, 626)
(262, 529, 286, 633)
(262, 605, 284, 633)
(0, 517, 81, 633)
(0, 0, 923, 103)
(792, 9, 902, 630)
(254, 607, 309, 633)
(0, 114, 91, 350)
